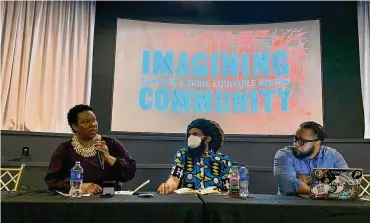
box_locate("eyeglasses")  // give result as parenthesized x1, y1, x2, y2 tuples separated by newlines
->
(293, 135, 319, 145)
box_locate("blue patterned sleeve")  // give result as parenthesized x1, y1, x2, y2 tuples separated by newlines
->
(221, 155, 232, 178)
(170, 149, 187, 179)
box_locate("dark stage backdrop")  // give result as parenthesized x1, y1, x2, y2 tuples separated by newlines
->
(1, 131, 370, 193)
(1, 1, 368, 194)
(91, 1, 364, 138)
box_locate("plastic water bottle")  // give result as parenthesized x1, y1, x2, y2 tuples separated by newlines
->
(229, 162, 240, 198)
(239, 163, 249, 199)
(69, 161, 83, 198)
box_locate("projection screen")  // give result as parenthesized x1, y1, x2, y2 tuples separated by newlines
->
(111, 19, 323, 135)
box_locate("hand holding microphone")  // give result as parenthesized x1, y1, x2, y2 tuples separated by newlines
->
(93, 135, 109, 169)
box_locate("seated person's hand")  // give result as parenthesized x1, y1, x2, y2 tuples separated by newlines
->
(157, 182, 173, 195)
(298, 174, 308, 184)
(81, 183, 102, 195)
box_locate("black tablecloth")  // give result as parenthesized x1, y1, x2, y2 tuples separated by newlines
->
(3, 192, 370, 223)
(1, 192, 202, 223)
(200, 194, 370, 223)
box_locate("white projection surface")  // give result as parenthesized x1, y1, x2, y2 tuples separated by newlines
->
(111, 19, 323, 134)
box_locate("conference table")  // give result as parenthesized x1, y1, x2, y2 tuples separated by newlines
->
(2, 192, 370, 223)
(200, 194, 370, 223)
(1, 191, 202, 223)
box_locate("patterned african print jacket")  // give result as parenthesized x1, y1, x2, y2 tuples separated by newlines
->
(171, 148, 232, 190)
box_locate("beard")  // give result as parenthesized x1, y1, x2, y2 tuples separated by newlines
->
(291, 145, 315, 159)
(188, 140, 207, 159)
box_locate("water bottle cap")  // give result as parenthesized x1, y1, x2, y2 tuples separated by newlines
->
(240, 163, 246, 167)
(232, 162, 239, 166)
(76, 161, 80, 164)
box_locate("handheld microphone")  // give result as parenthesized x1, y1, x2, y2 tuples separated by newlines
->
(93, 135, 104, 170)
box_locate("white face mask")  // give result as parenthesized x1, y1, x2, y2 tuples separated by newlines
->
(188, 135, 202, 149)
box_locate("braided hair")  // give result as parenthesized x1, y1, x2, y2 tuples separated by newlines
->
(300, 121, 326, 142)
(186, 118, 225, 152)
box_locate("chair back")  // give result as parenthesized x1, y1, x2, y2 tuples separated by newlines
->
(359, 174, 370, 197)
(0, 164, 25, 191)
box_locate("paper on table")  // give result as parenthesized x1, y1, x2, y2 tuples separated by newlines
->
(174, 188, 199, 195)
(56, 191, 91, 197)
(174, 186, 221, 195)
(115, 180, 150, 195)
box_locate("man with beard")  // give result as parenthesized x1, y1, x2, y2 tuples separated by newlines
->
(273, 121, 348, 196)
(157, 118, 232, 194)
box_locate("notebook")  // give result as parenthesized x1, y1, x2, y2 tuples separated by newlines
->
(174, 186, 221, 195)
